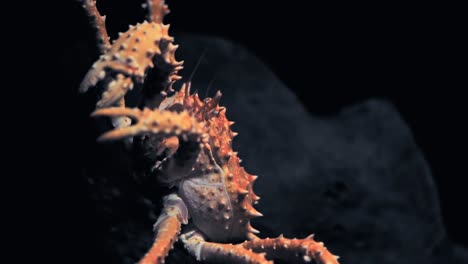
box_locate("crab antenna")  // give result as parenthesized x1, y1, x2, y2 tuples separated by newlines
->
(146, 0, 170, 23)
(188, 49, 207, 83)
(205, 72, 218, 99)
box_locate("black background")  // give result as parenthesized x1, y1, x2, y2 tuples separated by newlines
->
(57, 0, 466, 248)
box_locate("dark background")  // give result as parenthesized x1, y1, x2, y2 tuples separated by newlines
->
(57, 0, 466, 248)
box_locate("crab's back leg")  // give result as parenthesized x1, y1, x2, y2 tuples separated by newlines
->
(146, 0, 169, 24)
(138, 194, 188, 264)
(240, 235, 340, 264)
(180, 230, 273, 264)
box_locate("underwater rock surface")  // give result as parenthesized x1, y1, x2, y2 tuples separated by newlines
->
(77, 34, 467, 264)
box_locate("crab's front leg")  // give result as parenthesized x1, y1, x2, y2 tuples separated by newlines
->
(91, 107, 207, 142)
(180, 230, 272, 264)
(145, 0, 170, 24)
(80, 0, 111, 54)
(80, 0, 183, 127)
(80, 0, 131, 128)
(240, 235, 340, 264)
(79, 0, 131, 110)
(139, 194, 188, 264)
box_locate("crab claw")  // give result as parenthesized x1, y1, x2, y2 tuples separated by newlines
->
(96, 73, 134, 108)
(91, 107, 142, 120)
(80, 68, 135, 109)
(92, 107, 144, 141)
(92, 107, 208, 142)
(98, 124, 147, 142)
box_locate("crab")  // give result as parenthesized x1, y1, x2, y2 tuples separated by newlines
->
(78, 1, 341, 263)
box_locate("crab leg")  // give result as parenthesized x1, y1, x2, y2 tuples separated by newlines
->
(138, 194, 188, 264)
(180, 230, 272, 264)
(91, 107, 207, 142)
(80, 1, 133, 128)
(146, 0, 170, 24)
(80, 0, 111, 53)
(240, 235, 340, 264)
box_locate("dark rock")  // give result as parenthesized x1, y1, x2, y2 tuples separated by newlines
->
(76, 34, 467, 264)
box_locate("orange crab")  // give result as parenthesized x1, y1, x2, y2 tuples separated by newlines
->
(79, 1, 340, 263)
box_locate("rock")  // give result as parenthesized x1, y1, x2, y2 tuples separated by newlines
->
(75, 34, 467, 264)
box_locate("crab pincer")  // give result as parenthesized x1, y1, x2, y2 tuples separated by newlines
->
(80, 21, 183, 108)
(91, 107, 207, 142)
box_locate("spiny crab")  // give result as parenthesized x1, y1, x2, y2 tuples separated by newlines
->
(79, 0, 340, 263)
